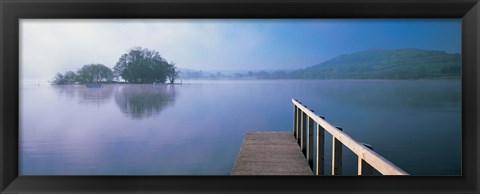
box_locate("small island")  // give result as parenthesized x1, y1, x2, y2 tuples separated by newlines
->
(51, 47, 180, 85)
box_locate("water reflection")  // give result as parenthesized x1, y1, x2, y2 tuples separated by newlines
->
(114, 84, 176, 119)
(53, 85, 115, 105)
(316, 80, 460, 110)
(22, 80, 460, 175)
(53, 84, 177, 119)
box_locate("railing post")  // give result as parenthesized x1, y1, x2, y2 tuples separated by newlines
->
(298, 109, 303, 146)
(301, 111, 307, 154)
(296, 106, 301, 143)
(293, 105, 298, 139)
(358, 143, 374, 176)
(332, 126, 343, 175)
(315, 116, 325, 175)
(307, 112, 314, 169)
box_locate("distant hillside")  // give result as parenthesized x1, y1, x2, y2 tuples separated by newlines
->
(292, 48, 461, 79)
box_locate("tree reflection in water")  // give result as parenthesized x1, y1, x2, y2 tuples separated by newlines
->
(114, 84, 176, 119)
(53, 85, 115, 105)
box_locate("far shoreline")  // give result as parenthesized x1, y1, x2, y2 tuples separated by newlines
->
(44, 77, 462, 86)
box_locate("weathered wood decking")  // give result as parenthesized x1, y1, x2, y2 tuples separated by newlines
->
(231, 132, 313, 175)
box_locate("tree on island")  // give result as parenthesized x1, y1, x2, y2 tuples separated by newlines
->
(52, 70, 80, 85)
(76, 64, 114, 83)
(114, 47, 179, 84)
(166, 62, 179, 84)
(52, 73, 67, 85)
(52, 47, 180, 85)
(63, 71, 78, 84)
(52, 64, 113, 85)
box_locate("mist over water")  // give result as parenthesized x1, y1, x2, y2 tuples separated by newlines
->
(20, 80, 461, 175)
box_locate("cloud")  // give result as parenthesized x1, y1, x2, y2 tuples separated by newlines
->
(20, 19, 270, 81)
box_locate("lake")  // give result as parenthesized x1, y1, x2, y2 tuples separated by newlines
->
(20, 79, 461, 175)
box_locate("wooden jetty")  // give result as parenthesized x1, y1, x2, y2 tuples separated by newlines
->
(231, 99, 409, 176)
(231, 132, 313, 175)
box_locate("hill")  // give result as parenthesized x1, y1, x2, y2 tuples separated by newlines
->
(292, 48, 461, 79)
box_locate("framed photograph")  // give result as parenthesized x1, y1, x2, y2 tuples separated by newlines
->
(1, 0, 479, 193)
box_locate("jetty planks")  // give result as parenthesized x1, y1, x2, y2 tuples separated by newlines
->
(231, 132, 313, 175)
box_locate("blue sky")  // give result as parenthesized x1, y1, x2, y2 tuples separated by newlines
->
(256, 20, 460, 64)
(21, 19, 460, 81)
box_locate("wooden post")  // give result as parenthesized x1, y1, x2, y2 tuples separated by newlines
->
(332, 126, 343, 175)
(358, 143, 374, 176)
(315, 120, 325, 175)
(293, 105, 298, 139)
(301, 112, 307, 155)
(296, 107, 301, 143)
(296, 101, 303, 144)
(307, 113, 314, 169)
(298, 110, 303, 146)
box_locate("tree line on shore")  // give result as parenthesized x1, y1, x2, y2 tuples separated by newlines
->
(52, 47, 179, 85)
(179, 48, 461, 80)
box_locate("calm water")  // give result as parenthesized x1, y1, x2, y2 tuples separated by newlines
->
(20, 80, 461, 175)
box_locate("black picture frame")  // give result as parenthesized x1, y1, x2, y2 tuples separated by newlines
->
(1, 0, 479, 193)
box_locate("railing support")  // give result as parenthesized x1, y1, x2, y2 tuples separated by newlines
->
(358, 143, 374, 175)
(315, 121, 325, 175)
(296, 107, 301, 143)
(293, 105, 298, 139)
(301, 112, 307, 154)
(332, 126, 343, 175)
(307, 114, 314, 169)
